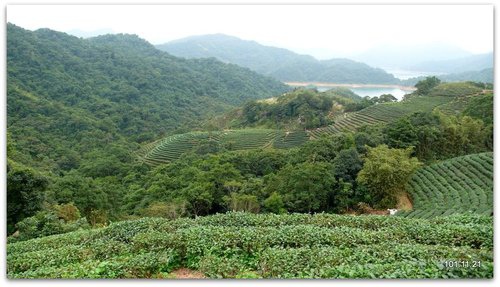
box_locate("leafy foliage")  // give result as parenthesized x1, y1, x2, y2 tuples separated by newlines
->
(309, 95, 453, 138)
(7, 23, 288, 172)
(384, 111, 491, 161)
(462, 93, 493, 126)
(414, 76, 441, 95)
(7, 212, 493, 278)
(429, 82, 482, 97)
(357, 145, 422, 207)
(400, 153, 493, 219)
(7, 167, 49, 234)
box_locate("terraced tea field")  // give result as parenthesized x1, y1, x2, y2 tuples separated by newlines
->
(399, 152, 493, 219)
(138, 129, 308, 165)
(309, 96, 452, 138)
(138, 94, 480, 164)
(7, 212, 493, 279)
(272, 130, 309, 149)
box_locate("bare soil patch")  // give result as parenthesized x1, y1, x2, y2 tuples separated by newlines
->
(397, 192, 413, 211)
(169, 268, 205, 279)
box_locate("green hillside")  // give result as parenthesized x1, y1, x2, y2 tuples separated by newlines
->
(7, 23, 494, 280)
(309, 82, 486, 138)
(138, 129, 308, 165)
(400, 153, 493, 219)
(138, 82, 490, 164)
(7, 23, 288, 172)
(309, 95, 452, 138)
(207, 88, 365, 131)
(157, 34, 399, 84)
(7, 212, 493, 279)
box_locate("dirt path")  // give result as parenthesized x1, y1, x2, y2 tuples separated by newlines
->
(169, 268, 205, 279)
(397, 192, 413, 211)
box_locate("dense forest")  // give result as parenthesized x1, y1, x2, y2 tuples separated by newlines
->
(7, 23, 288, 173)
(6, 24, 494, 279)
(6, 23, 288, 233)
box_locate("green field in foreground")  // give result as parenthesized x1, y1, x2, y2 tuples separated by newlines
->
(8, 212, 493, 279)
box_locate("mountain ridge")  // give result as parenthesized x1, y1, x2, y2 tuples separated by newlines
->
(157, 34, 400, 84)
(7, 23, 289, 172)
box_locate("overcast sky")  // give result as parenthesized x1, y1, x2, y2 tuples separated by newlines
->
(7, 4, 493, 59)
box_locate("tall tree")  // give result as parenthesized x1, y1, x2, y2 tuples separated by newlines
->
(357, 145, 421, 207)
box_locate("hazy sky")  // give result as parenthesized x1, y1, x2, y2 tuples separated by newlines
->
(7, 4, 493, 59)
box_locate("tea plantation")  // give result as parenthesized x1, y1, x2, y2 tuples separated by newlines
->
(399, 153, 493, 219)
(138, 129, 309, 165)
(7, 212, 493, 279)
(138, 96, 457, 164)
(309, 96, 452, 138)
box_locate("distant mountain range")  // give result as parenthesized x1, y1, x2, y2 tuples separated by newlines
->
(158, 34, 493, 85)
(403, 68, 493, 86)
(352, 43, 476, 69)
(157, 34, 400, 84)
(409, 53, 493, 74)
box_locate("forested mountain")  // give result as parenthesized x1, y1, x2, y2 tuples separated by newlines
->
(7, 23, 289, 172)
(440, 68, 493, 83)
(157, 34, 399, 84)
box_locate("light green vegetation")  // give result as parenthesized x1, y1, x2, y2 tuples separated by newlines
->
(7, 21, 495, 280)
(137, 129, 309, 165)
(400, 153, 493, 219)
(7, 212, 493, 279)
(294, 95, 450, 138)
(429, 82, 482, 97)
(139, 93, 466, 164)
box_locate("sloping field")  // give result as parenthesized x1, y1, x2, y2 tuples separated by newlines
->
(272, 130, 309, 149)
(140, 132, 217, 165)
(138, 129, 308, 165)
(400, 152, 493, 219)
(7, 212, 493, 279)
(309, 96, 452, 138)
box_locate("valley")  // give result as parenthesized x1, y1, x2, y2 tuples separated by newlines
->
(5, 15, 494, 280)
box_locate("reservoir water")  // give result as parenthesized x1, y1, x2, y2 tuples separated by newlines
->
(383, 68, 444, 80)
(316, 86, 411, 101)
(286, 81, 417, 101)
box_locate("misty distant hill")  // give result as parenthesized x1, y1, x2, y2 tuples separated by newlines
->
(157, 34, 399, 84)
(409, 53, 493, 74)
(353, 43, 474, 69)
(402, 68, 493, 86)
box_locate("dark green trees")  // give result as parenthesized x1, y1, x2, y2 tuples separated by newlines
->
(7, 168, 48, 234)
(357, 145, 422, 207)
(240, 89, 334, 129)
(415, 76, 441, 95)
(384, 111, 490, 161)
(265, 162, 336, 213)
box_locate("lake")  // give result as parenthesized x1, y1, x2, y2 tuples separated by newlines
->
(383, 68, 444, 80)
(316, 86, 411, 101)
(286, 82, 417, 101)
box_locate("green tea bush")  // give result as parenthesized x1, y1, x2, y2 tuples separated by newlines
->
(7, 212, 493, 279)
